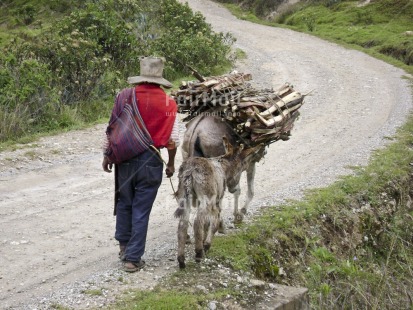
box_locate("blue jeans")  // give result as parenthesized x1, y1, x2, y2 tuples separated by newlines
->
(115, 149, 163, 262)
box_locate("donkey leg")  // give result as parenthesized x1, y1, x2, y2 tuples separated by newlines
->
(217, 200, 226, 234)
(232, 184, 244, 224)
(203, 218, 212, 253)
(193, 210, 205, 262)
(218, 217, 226, 234)
(177, 201, 191, 269)
(241, 163, 256, 215)
(204, 201, 218, 252)
(185, 195, 198, 245)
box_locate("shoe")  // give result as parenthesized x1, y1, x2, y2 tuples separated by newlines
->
(123, 260, 146, 273)
(119, 245, 126, 261)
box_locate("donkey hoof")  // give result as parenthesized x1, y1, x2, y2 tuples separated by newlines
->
(234, 213, 244, 224)
(204, 243, 211, 252)
(218, 220, 226, 234)
(218, 226, 226, 234)
(178, 255, 186, 269)
(195, 249, 204, 262)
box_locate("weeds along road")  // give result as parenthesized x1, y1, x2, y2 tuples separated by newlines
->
(0, 0, 412, 308)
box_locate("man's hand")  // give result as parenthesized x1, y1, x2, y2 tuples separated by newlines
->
(166, 146, 177, 178)
(102, 156, 113, 173)
(165, 164, 175, 178)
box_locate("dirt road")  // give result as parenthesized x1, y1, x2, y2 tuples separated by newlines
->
(0, 0, 411, 308)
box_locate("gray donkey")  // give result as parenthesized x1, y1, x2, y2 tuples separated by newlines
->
(181, 114, 265, 223)
(175, 136, 264, 269)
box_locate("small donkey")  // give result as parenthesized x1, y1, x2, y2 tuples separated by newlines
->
(182, 115, 266, 223)
(174, 137, 264, 268)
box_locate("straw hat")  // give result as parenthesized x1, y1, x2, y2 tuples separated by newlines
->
(127, 57, 172, 88)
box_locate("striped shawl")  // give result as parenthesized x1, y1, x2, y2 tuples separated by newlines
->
(104, 88, 153, 164)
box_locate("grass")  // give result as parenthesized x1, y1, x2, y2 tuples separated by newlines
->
(234, 47, 248, 61)
(220, 3, 268, 24)
(0, 0, 77, 47)
(23, 150, 37, 159)
(112, 289, 203, 310)
(108, 262, 260, 309)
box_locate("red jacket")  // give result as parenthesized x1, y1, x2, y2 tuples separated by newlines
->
(135, 84, 177, 148)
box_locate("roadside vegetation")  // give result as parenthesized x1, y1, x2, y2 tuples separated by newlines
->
(0, 0, 234, 144)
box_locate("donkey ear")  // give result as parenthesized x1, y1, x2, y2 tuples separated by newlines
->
(234, 143, 244, 156)
(222, 136, 233, 155)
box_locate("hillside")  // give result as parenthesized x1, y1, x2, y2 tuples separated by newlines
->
(216, 0, 413, 72)
(0, 0, 234, 144)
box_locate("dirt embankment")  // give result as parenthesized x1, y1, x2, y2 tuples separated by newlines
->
(0, 0, 412, 308)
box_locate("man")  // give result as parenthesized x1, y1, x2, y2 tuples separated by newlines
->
(102, 57, 179, 272)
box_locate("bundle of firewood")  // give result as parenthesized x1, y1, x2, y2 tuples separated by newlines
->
(172, 71, 305, 146)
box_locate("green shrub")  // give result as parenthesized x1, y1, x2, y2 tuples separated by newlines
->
(28, 2, 145, 105)
(35, 32, 108, 104)
(0, 0, 234, 142)
(153, 0, 234, 78)
(47, 0, 78, 13)
(0, 52, 62, 139)
(254, 0, 284, 16)
(379, 44, 413, 65)
(15, 4, 37, 25)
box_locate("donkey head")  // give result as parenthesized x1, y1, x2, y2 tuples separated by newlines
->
(222, 136, 264, 163)
(220, 137, 264, 188)
(239, 143, 265, 167)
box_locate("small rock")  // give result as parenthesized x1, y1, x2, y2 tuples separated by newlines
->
(278, 267, 286, 277)
(208, 301, 217, 310)
(250, 279, 266, 287)
(196, 285, 208, 294)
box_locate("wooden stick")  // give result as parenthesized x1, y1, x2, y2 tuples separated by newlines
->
(259, 92, 303, 118)
(255, 104, 302, 127)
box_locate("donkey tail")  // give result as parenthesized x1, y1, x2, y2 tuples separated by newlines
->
(174, 172, 192, 218)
